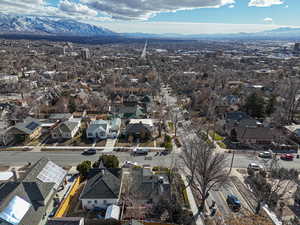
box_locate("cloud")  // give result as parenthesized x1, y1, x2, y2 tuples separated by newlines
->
(81, 0, 235, 20)
(263, 17, 273, 23)
(248, 0, 284, 7)
(59, 0, 98, 16)
(228, 5, 235, 8)
(94, 21, 289, 34)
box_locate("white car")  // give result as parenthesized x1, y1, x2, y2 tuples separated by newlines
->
(248, 163, 263, 171)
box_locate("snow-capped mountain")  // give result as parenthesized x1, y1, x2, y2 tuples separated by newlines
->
(0, 14, 115, 36)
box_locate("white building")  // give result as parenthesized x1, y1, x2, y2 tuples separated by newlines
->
(80, 166, 122, 210)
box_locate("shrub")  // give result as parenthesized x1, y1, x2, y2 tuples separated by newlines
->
(76, 160, 92, 178)
(94, 155, 119, 168)
(164, 142, 173, 151)
(165, 134, 172, 143)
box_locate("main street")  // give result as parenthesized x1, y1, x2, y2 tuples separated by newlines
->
(0, 150, 299, 169)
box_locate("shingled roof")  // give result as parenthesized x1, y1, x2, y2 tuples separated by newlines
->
(80, 168, 121, 200)
(0, 158, 65, 225)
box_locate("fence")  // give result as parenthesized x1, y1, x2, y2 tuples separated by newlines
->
(54, 176, 81, 217)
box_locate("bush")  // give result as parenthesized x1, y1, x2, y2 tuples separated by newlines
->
(164, 142, 173, 151)
(94, 155, 119, 168)
(76, 160, 92, 178)
(165, 134, 172, 143)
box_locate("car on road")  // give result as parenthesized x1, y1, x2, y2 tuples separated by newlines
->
(280, 153, 294, 161)
(226, 194, 241, 211)
(133, 148, 148, 156)
(259, 151, 272, 158)
(82, 148, 96, 155)
(247, 163, 263, 171)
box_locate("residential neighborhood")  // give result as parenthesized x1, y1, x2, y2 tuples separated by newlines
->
(1, 36, 300, 225)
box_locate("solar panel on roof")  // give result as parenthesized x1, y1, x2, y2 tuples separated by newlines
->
(37, 161, 67, 190)
(25, 122, 39, 131)
(0, 196, 31, 225)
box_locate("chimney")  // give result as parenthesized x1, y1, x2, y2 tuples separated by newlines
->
(12, 168, 18, 181)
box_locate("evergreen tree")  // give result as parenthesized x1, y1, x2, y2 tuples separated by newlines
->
(265, 95, 276, 116)
(243, 93, 265, 118)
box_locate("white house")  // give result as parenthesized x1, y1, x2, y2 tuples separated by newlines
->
(80, 166, 122, 210)
(86, 118, 121, 140)
(86, 120, 109, 139)
(52, 118, 81, 139)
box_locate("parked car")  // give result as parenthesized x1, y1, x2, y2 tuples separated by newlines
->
(259, 151, 272, 158)
(226, 195, 241, 211)
(160, 150, 170, 156)
(247, 163, 263, 171)
(82, 148, 96, 155)
(280, 153, 294, 161)
(133, 148, 148, 156)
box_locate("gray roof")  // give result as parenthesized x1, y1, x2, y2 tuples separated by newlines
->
(0, 158, 65, 225)
(126, 123, 151, 134)
(86, 120, 108, 133)
(47, 217, 83, 225)
(49, 113, 72, 120)
(123, 220, 144, 225)
(236, 127, 274, 140)
(225, 111, 250, 122)
(128, 168, 170, 201)
(60, 121, 78, 133)
(13, 117, 41, 135)
(80, 168, 121, 200)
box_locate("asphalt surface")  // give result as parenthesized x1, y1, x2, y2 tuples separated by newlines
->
(0, 149, 299, 170)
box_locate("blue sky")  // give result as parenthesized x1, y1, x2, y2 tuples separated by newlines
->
(0, 0, 298, 34)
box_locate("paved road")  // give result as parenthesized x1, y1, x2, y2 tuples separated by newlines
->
(0, 149, 299, 170)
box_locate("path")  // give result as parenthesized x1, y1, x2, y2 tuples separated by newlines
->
(181, 173, 205, 225)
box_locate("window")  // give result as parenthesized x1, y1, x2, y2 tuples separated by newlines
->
(103, 200, 107, 205)
(88, 201, 92, 204)
(88, 133, 93, 136)
(94, 200, 97, 203)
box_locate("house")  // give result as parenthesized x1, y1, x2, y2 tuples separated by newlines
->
(6, 117, 42, 142)
(284, 124, 300, 142)
(48, 113, 73, 123)
(47, 217, 84, 225)
(109, 118, 121, 133)
(114, 105, 145, 119)
(86, 118, 121, 140)
(125, 119, 153, 140)
(124, 168, 170, 205)
(0, 157, 67, 225)
(80, 163, 122, 210)
(234, 127, 274, 145)
(86, 120, 109, 139)
(51, 118, 81, 139)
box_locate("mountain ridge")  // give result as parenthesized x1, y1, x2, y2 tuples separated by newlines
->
(0, 14, 115, 36)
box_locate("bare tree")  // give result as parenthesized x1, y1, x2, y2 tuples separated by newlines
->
(181, 135, 229, 212)
(247, 157, 299, 214)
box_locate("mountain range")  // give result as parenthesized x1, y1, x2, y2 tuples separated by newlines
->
(0, 14, 300, 40)
(0, 14, 115, 36)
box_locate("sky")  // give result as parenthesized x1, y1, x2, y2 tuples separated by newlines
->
(0, 0, 299, 34)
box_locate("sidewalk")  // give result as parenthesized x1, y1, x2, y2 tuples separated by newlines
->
(181, 173, 205, 225)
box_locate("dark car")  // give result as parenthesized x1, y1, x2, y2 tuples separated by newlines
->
(82, 148, 96, 155)
(280, 153, 294, 161)
(226, 195, 241, 211)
